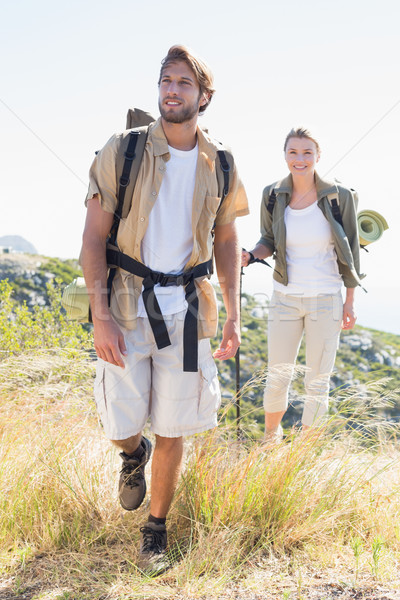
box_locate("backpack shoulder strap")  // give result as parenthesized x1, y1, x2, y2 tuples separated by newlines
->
(215, 146, 234, 215)
(266, 182, 280, 215)
(106, 126, 149, 303)
(108, 126, 149, 244)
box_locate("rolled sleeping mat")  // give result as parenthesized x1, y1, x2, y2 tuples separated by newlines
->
(61, 277, 91, 322)
(357, 210, 389, 246)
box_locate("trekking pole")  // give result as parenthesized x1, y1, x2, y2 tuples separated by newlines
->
(234, 265, 243, 440)
(235, 250, 272, 440)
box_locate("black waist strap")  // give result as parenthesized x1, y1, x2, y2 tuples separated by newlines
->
(106, 247, 213, 372)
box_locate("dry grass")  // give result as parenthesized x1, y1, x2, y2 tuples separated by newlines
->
(1, 350, 400, 599)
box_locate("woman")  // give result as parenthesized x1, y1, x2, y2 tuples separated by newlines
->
(242, 127, 364, 440)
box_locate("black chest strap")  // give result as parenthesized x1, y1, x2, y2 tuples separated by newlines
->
(106, 247, 212, 372)
(330, 196, 344, 228)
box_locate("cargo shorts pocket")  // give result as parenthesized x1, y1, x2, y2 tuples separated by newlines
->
(93, 364, 107, 428)
(198, 357, 221, 422)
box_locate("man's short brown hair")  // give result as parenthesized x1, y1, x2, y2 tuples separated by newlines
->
(159, 45, 215, 114)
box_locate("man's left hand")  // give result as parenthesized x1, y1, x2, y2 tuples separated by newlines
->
(213, 319, 241, 360)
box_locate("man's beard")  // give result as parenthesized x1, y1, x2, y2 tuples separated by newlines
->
(159, 98, 200, 124)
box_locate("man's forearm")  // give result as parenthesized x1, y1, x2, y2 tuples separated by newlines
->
(214, 228, 241, 322)
(80, 238, 111, 322)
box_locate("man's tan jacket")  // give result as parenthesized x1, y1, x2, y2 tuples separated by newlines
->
(86, 118, 249, 337)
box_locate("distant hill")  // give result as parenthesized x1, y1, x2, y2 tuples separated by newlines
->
(0, 252, 81, 307)
(0, 235, 38, 254)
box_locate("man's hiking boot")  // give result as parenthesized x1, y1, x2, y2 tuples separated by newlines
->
(138, 521, 169, 576)
(118, 436, 152, 511)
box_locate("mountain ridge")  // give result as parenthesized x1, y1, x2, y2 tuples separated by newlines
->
(1, 252, 399, 426)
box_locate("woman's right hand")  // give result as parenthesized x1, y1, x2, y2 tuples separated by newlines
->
(241, 249, 251, 267)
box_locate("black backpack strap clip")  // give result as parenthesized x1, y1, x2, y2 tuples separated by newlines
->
(330, 196, 344, 228)
(267, 189, 276, 215)
(106, 245, 212, 371)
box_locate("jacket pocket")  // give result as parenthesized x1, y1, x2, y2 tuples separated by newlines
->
(195, 196, 221, 254)
(200, 195, 221, 227)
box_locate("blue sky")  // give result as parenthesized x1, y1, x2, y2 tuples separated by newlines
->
(1, 0, 399, 333)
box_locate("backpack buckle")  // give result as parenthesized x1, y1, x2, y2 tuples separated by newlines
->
(119, 175, 130, 187)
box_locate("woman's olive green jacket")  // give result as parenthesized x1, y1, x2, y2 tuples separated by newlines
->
(258, 173, 365, 289)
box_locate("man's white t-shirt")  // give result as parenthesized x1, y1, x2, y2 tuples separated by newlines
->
(137, 143, 198, 317)
(273, 201, 342, 297)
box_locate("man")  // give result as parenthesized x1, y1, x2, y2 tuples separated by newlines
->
(80, 45, 248, 574)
